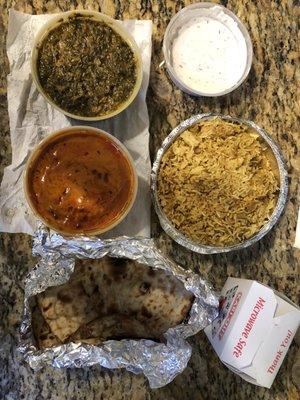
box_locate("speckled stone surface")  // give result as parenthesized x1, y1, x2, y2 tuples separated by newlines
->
(0, 1, 299, 399)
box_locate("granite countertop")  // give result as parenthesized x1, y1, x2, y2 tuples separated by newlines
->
(0, 1, 299, 399)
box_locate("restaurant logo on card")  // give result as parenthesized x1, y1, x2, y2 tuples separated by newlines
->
(213, 286, 242, 340)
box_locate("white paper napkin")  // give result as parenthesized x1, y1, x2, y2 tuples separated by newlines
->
(0, 10, 152, 237)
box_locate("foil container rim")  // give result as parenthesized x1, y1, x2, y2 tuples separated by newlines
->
(151, 112, 289, 254)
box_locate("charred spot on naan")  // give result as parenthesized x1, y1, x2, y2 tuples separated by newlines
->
(141, 306, 153, 319)
(139, 281, 151, 294)
(107, 257, 129, 281)
(56, 291, 73, 303)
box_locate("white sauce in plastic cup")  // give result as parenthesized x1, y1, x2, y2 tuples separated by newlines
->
(163, 3, 253, 97)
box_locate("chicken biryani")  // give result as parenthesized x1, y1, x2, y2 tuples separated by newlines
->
(157, 119, 280, 247)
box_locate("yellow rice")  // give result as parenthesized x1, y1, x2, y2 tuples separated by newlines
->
(157, 119, 280, 246)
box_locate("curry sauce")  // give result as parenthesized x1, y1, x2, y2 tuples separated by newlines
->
(27, 130, 135, 234)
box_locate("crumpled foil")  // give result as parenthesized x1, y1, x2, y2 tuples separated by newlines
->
(19, 227, 219, 389)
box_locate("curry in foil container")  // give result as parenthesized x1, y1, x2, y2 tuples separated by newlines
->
(157, 119, 280, 247)
(31, 257, 194, 349)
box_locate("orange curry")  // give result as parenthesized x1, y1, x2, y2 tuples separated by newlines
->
(27, 130, 135, 234)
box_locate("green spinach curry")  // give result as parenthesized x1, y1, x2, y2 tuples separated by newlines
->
(37, 15, 137, 117)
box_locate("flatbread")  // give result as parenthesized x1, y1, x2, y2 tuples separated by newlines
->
(35, 257, 193, 347)
(75, 257, 193, 335)
(36, 277, 102, 342)
(95, 258, 192, 333)
(31, 304, 61, 348)
(69, 314, 160, 345)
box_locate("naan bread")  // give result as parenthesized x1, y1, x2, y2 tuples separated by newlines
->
(37, 278, 102, 342)
(69, 314, 160, 345)
(103, 258, 192, 332)
(35, 257, 193, 348)
(31, 304, 61, 348)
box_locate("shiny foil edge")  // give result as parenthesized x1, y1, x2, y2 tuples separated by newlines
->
(151, 113, 289, 254)
(19, 226, 219, 389)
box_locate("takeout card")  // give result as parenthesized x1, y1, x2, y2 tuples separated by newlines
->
(205, 277, 300, 388)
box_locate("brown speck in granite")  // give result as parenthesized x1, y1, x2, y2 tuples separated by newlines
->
(0, 1, 299, 400)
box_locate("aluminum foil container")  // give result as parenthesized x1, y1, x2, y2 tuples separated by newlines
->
(151, 113, 288, 254)
(19, 226, 219, 389)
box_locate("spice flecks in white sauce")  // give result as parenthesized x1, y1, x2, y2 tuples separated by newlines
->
(172, 11, 247, 94)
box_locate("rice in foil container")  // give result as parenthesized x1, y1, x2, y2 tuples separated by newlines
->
(151, 113, 288, 254)
(19, 227, 219, 389)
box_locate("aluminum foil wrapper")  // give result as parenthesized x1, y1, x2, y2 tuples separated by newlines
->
(151, 113, 288, 254)
(19, 226, 219, 389)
